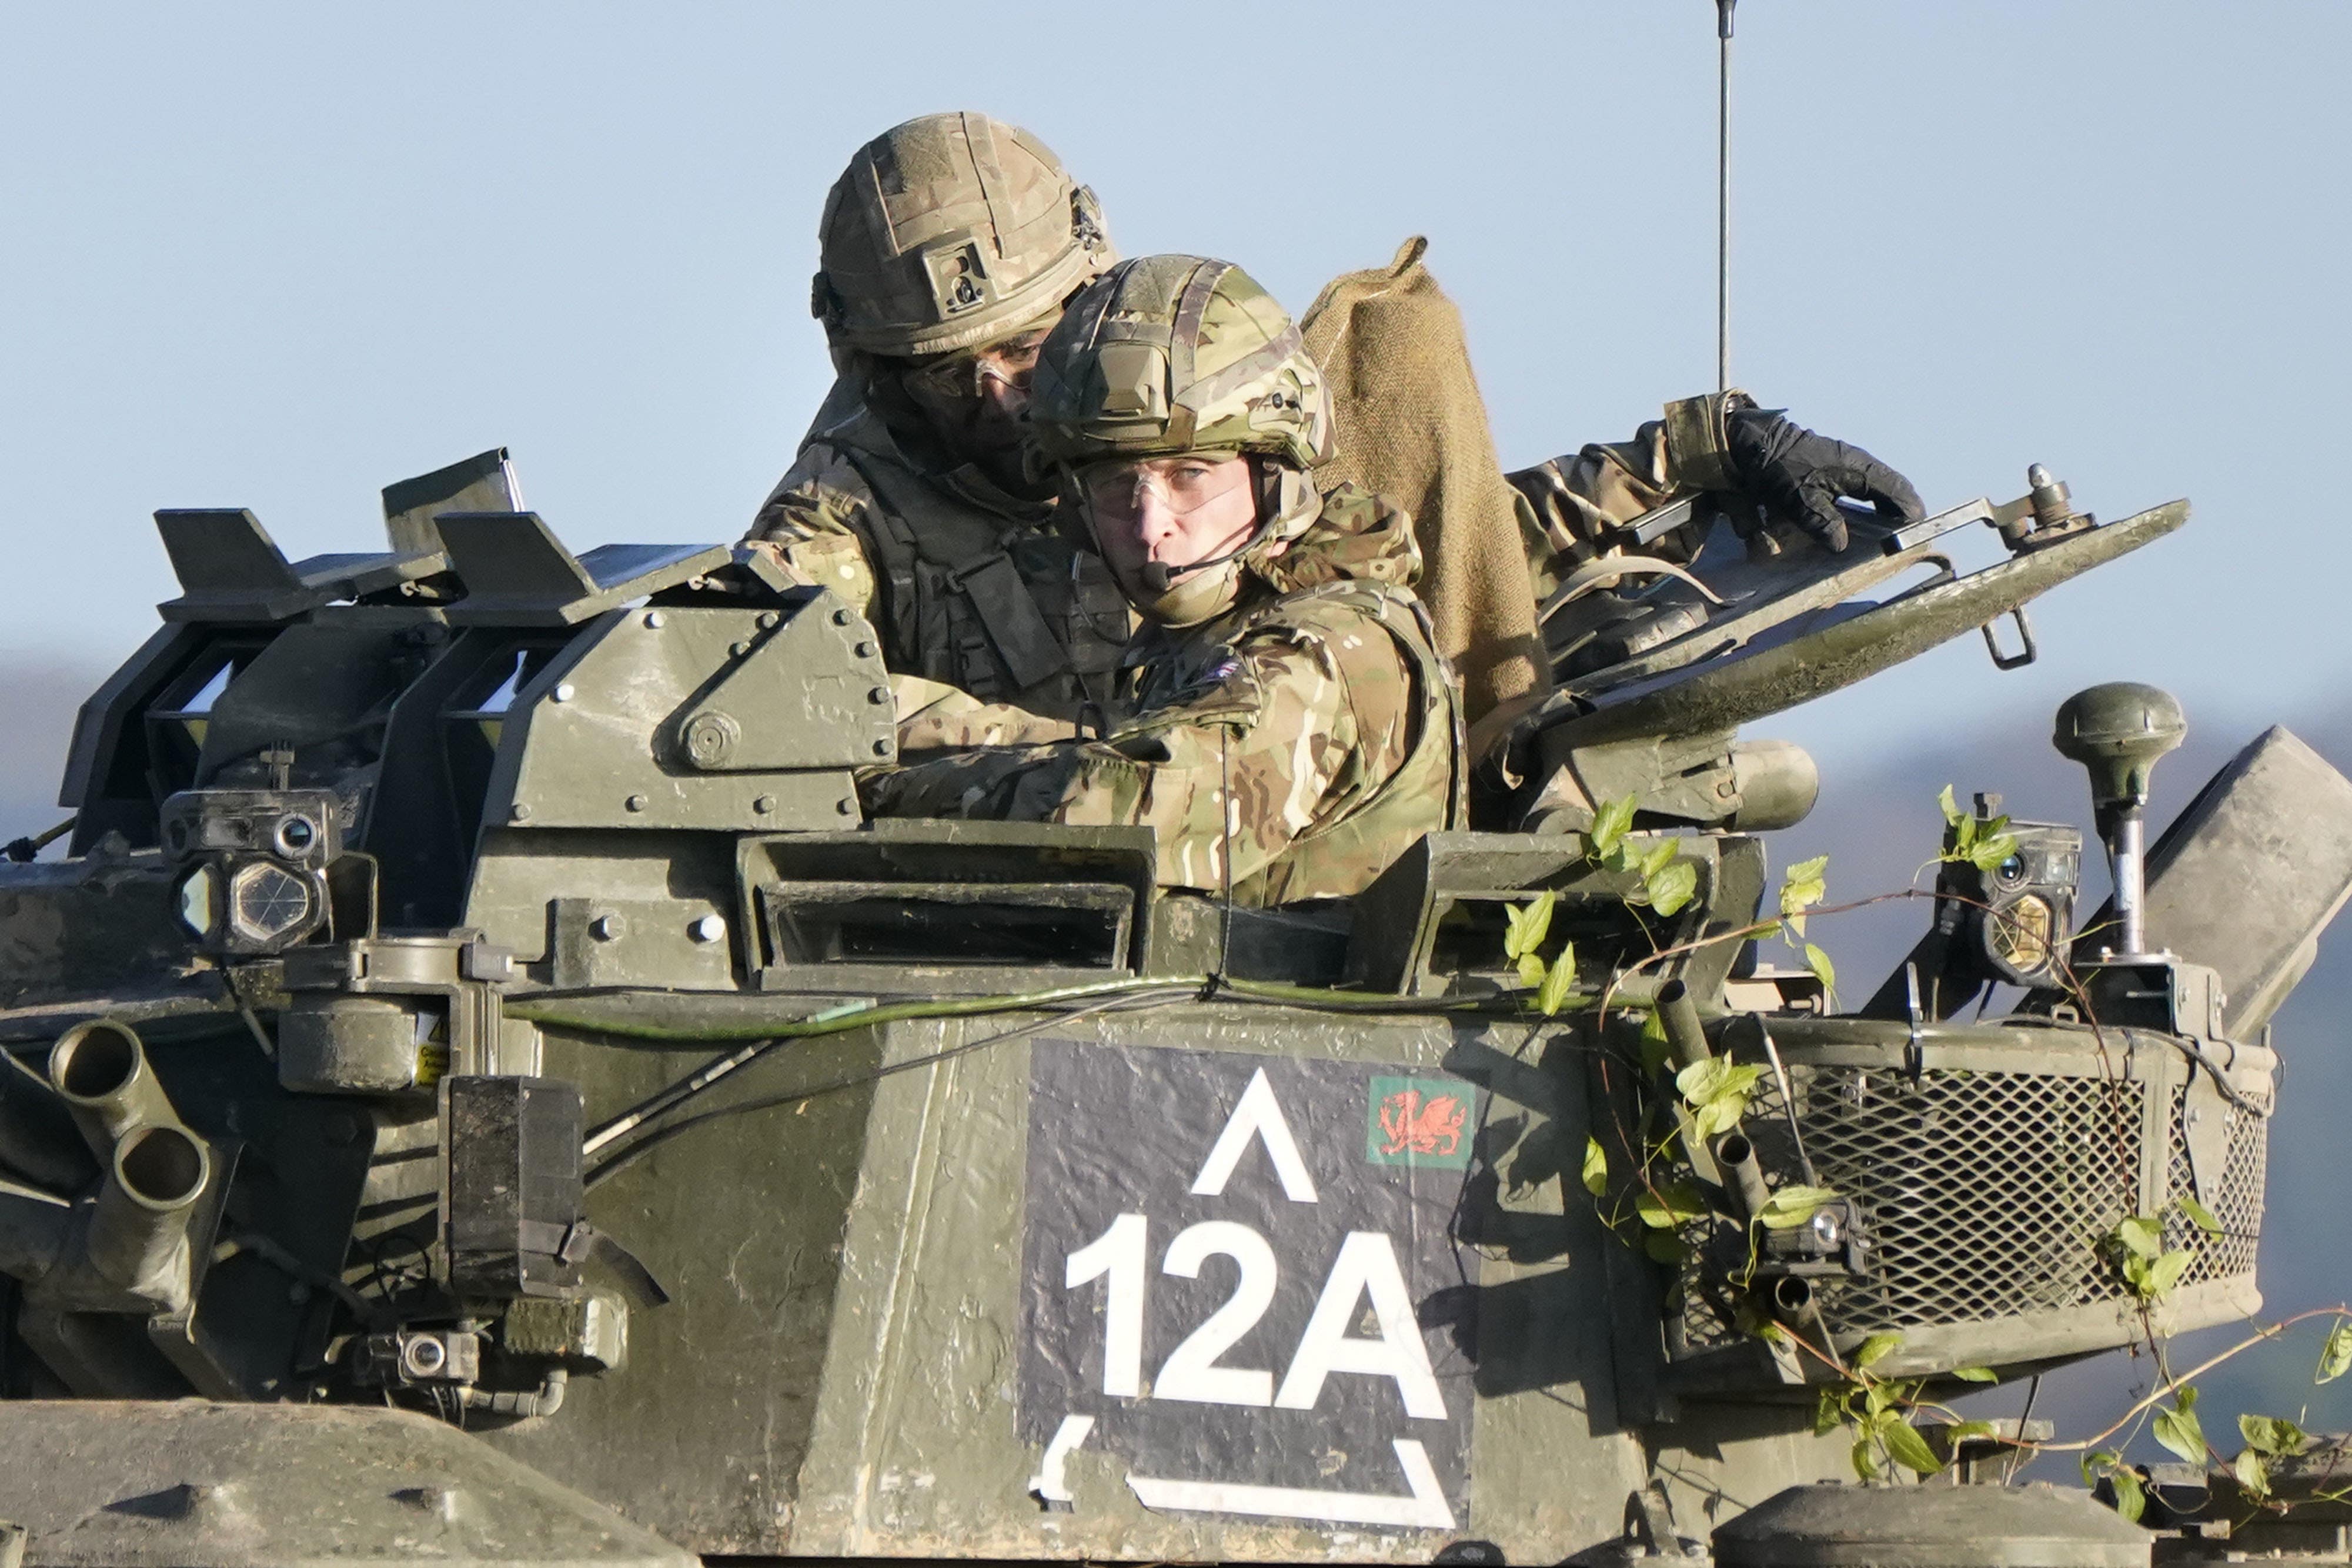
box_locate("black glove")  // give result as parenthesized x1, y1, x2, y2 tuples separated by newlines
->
(1725, 407, 1923, 553)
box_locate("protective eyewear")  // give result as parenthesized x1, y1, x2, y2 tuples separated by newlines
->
(1077, 457, 1252, 523)
(898, 327, 1053, 403)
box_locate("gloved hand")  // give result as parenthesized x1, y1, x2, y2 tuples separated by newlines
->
(1725, 407, 1924, 553)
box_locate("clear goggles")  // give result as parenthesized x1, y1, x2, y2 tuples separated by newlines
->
(1076, 455, 1253, 523)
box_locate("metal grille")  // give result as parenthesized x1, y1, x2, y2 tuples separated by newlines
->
(1675, 1064, 2160, 1351)
(2163, 1089, 2266, 1286)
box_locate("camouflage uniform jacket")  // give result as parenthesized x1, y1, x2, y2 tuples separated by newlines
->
(748, 399, 1131, 714)
(1506, 397, 1742, 604)
(861, 484, 1464, 907)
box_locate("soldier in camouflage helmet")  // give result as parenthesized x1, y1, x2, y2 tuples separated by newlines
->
(745, 112, 1129, 716)
(862, 255, 1462, 906)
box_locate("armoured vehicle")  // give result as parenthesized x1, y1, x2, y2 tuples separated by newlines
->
(2, 447, 2349, 1568)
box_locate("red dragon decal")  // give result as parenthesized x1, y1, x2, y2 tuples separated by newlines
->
(1377, 1088, 1467, 1159)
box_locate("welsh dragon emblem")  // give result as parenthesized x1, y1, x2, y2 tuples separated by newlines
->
(1376, 1088, 1467, 1159)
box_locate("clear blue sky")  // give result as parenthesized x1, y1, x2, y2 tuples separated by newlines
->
(6, 1, 2348, 772)
(4, 0, 2351, 1470)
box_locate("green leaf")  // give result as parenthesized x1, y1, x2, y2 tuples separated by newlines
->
(1581, 1136, 1609, 1198)
(2110, 1466, 2146, 1523)
(1537, 942, 1579, 1017)
(2113, 1215, 2164, 1261)
(1640, 840, 1680, 879)
(1635, 1182, 1705, 1230)
(2143, 1249, 2191, 1299)
(1639, 1009, 1674, 1075)
(1676, 1058, 1766, 1109)
(1949, 1365, 1999, 1383)
(1647, 860, 1699, 917)
(1756, 1183, 1840, 1230)
(1949, 1419, 1998, 1442)
(1966, 831, 2019, 874)
(1779, 856, 1827, 938)
(1938, 784, 1965, 826)
(2178, 1196, 2224, 1236)
(2083, 1450, 2119, 1488)
(1853, 1332, 1904, 1370)
(1516, 951, 1547, 989)
(1802, 942, 1836, 1004)
(1813, 1388, 1847, 1437)
(1591, 795, 1637, 860)
(2240, 1414, 2308, 1457)
(2234, 1447, 2271, 1500)
(1779, 855, 1828, 915)
(1877, 1415, 1943, 1476)
(1850, 1435, 1882, 1483)
(2154, 1395, 2207, 1466)
(1692, 1094, 1747, 1140)
(1504, 890, 1555, 961)
(2318, 1320, 2352, 1385)
(1643, 1231, 1689, 1265)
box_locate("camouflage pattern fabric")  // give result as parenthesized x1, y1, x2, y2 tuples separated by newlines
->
(812, 111, 1113, 359)
(1030, 255, 1331, 472)
(1506, 390, 1746, 604)
(749, 402, 1130, 714)
(861, 485, 1461, 905)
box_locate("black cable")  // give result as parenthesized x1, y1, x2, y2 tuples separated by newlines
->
(583, 994, 1165, 1189)
(555, 977, 1522, 1172)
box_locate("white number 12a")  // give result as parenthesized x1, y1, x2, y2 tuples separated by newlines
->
(1062, 1213, 1445, 1418)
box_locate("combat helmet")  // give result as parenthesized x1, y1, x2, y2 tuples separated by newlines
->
(812, 112, 1114, 359)
(1031, 255, 1333, 624)
(1030, 255, 1331, 469)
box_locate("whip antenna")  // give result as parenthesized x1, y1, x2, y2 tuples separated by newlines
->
(1716, 0, 1736, 392)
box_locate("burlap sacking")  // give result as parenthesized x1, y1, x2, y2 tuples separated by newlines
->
(1299, 237, 1550, 731)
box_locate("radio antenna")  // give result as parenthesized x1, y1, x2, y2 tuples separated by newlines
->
(1716, 0, 1736, 392)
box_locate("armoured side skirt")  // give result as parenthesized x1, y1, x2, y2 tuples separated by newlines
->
(0, 1400, 693, 1568)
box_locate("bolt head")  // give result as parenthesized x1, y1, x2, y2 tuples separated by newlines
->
(873, 738, 892, 757)
(753, 794, 777, 814)
(837, 797, 857, 816)
(644, 610, 665, 628)
(757, 611, 780, 630)
(868, 686, 891, 705)
(681, 711, 741, 766)
(624, 794, 648, 813)
(730, 640, 751, 658)
(855, 640, 878, 659)
(589, 914, 622, 941)
(553, 682, 576, 703)
(832, 607, 853, 626)
(690, 915, 726, 944)
(510, 803, 532, 823)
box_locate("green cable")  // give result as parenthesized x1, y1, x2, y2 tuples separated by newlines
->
(526, 972, 1538, 1166)
(512, 972, 1518, 1048)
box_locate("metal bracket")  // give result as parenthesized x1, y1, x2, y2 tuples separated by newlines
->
(1980, 605, 2038, 670)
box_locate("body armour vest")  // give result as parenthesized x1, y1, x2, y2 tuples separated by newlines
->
(831, 427, 1131, 714)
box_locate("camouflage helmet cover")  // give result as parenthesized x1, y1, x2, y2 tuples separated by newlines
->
(812, 111, 1114, 358)
(1029, 255, 1334, 471)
